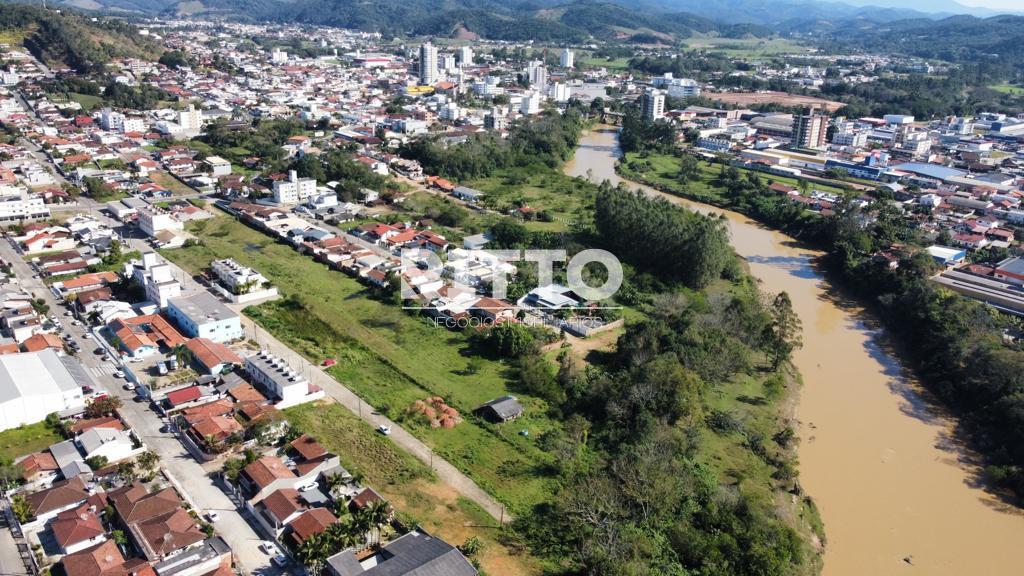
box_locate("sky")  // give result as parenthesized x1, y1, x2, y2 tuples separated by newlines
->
(952, 0, 1021, 8)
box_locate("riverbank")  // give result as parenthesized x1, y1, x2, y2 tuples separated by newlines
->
(566, 126, 1024, 575)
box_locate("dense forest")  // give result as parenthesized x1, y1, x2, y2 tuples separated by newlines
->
(0, 5, 161, 73)
(594, 185, 735, 289)
(399, 108, 586, 180)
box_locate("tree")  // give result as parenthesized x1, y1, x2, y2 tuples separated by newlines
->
(137, 451, 159, 474)
(676, 154, 700, 183)
(765, 292, 802, 369)
(111, 529, 128, 546)
(10, 494, 32, 524)
(117, 460, 136, 482)
(85, 396, 122, 418)
(85, 455, 108, 470)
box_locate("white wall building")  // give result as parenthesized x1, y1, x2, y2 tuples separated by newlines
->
(560, 48, 574, 69)
(0, 188, 49, 225)
(419, 42, 438, 86)
(245, 350, 323, 409)
(273, 170, 318, 205)
(138, 205, 183, 237)
(0, 349, 90, 432)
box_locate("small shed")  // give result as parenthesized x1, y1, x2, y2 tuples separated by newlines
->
(474, 396, 524, 423)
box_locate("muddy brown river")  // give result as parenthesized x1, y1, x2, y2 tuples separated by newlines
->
(564, 127, 1024, 575)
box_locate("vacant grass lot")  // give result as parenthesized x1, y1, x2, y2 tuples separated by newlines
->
(165, 215, 559, 514)
(150, 171, 197, 196)
(618, 151, 847, 203)
(466, 167, 598, 233)
(284, 402, 538, 576)
(0, 421, 62, 463)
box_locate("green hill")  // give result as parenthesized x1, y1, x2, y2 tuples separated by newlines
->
(0, 4, 162, 72)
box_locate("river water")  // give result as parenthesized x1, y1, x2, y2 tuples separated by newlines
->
(564, 127, 1024, 575)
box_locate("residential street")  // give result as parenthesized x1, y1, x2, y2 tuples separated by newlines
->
(0, 238, 281, 576)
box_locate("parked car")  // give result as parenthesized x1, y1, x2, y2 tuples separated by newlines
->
(206, 511, 219, 523)
(259, 541, 277, 555)
(157, 362, 168, 376)
(271, 555, 288, 568)
(124, 382, 135, 391)
(377, 425, 392, 436)
(168, 357, 179, 371)
(113, 370, 124, 379)
(298, 481, 319, 492)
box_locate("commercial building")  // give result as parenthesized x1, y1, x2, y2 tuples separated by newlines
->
(167, 292, 244, 343)
(793, 107, 828, 150)
(418, 42, 438, 86)
(0, 349, 90, 432)
(457, 46, 473, 66)
(0, 188, 49, 225)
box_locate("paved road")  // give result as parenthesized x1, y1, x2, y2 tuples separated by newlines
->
(235, 316, 513, 524)
(0, 521, 28, 575)
(0, 239, 280, 575)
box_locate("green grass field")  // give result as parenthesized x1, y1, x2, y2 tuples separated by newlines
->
(684, 35, 806, 58)
(618, 151, 847, 203)
(580, 56, 630, 70)
(0, 421, 62, 463)
(989, 82, 1024, 96)
(466, 167, 598, 233)
(69, 92, 104, 112)
(165, 215, 559, 514)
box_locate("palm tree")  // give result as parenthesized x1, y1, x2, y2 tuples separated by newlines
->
(366, 500, 391, 547)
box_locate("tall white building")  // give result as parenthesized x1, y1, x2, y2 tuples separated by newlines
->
(560, 48, 574, 69)
(550, 82, 571, 103)
(419, 42, 438, 86)
(439, 53, 457, 73)
(653, 74, 701, 98)
(178, 105, 203, 135)
(641, 89, 666, 121)
(457, 46, 473, 66)
(130, 252, 182, 308)
(521, 92, 543, 115)
(101, 108, 125, 131)
(273, 170, 318, 205)
(270, 49, 288, 64)
(527, 60, 548, 88)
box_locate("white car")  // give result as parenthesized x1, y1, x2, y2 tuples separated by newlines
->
(298, 481, 319, 492)
(124, 382, 135, 391)
(259, 541, 277, 555)
(377, 425, 392, 436)
(113, 371, 124, 379)
(64, 311, 72, 317)
(206, 511, 219, 523)
(83, 333, 93, 339)
(72, 320, 81, 326)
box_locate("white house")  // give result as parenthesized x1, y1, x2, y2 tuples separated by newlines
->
(77, 427, 142, 464)
(244, 350, 323, 408)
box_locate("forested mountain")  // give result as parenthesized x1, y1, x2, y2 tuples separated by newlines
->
(0, 4, 162, 72)
(816, 14, 1024, 72)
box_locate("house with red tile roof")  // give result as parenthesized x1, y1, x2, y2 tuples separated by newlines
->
(51, 504, 107, 554)
(287, 507, 337, 547)
(106, 314, 186, 358)
(22, 332, 64, 352)
(60, 539, 130, 576)
(185, 338, 242, 375)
